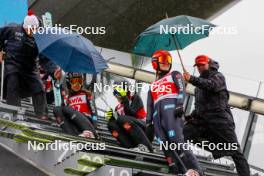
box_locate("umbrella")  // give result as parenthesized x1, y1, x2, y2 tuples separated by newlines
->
(133, 15, 216, 70)
(34, 27, 108, 73)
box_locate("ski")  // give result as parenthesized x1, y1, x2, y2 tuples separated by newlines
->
(0, 118, 98, 144)
(64, 168, 91, 176)
(0, 130, 52, 143)
(13, 133, 52, 144)
(0, 130, 16, 140)
(77, 156, 169, 173)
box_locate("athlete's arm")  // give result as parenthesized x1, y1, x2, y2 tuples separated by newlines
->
(86, 91, 98, 123)
(122, 94, 144, 116)
(146, 90, 154, 125)
(172, 71, 186, 106)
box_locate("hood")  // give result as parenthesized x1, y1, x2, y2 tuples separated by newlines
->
(209, 59, 219, 71)
(200, 59, 219, 78)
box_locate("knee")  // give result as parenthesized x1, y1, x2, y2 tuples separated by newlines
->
(111, 130, 119, 138)
(123, 121, 132, 131)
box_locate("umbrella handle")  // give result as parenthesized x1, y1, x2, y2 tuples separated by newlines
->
(172, 35, 187, 73)
(176, 49, 187, 72)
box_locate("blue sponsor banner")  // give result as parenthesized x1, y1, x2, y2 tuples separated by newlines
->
(0, 0, 28, 27)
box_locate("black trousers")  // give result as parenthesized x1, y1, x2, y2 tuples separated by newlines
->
(6, 73, 48, 118)
(184, 119, 250, 176)
(107, 115, 153, 152)
(53, 106, 98, 138)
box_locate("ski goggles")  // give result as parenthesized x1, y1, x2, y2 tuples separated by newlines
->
(153, 55, 172, 64)
(70, 78, 83, 86)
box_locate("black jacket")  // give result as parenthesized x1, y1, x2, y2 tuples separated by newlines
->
(0, 25, 39, 74)
(189, 60, 230, 115)
(0, 25, 56, 98)
(121, 93, 146, 118)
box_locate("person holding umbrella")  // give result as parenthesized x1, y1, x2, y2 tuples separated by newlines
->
(0, 11, 60, 120)
(146, 50, 202, 175)
(183, 55, 250, 176)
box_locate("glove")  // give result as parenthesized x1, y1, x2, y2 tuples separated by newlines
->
(105, 108, 114, 120)
(174, 106, 184, 117)
(184, 115, 193, 122)
(92, 115, 98, 122)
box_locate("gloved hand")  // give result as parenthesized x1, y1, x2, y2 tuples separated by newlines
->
(92, 115, 98, 122)
(175, 106, 184, 117)
(105, 108, 114, 120)
(184, 115, 193, 122)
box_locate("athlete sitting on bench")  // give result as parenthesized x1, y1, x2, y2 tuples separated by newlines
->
(105, 81, 153, 152)
(53, 72, 98, 139)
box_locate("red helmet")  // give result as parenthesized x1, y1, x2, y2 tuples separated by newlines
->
(151, 50, 172, 71)
(194, 55, 210, 66)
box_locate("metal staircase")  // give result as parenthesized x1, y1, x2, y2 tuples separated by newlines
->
(0, 99, 244, 176)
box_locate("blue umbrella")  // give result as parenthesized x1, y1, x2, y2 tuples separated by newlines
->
(34, 27, 108, 73)
(133, 15, 216, 70)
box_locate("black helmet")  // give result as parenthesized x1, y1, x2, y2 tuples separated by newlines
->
(66, 72, 84, 89)
(66, 72, 83, 80)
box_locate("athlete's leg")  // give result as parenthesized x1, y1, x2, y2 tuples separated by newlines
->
(61, 106, 98, 138)
(53, 106, 79, 135)
(161, 101, 203, 175)
(117, 115, 153, 152)
(107, 119, 134, 148)
(152, 108, 180, 174)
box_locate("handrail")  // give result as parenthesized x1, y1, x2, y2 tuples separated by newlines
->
(104, 61, 264, 115)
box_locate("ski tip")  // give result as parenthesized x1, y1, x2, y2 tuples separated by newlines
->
(77, 158, 104, 168)
(64, 168, 91, 176)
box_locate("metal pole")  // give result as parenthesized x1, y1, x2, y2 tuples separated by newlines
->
(171, 35, 186, 72)
(241, 81, 262, 158)
(1, 60, 5, 101)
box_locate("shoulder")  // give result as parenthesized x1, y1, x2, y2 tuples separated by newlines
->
(132, 94, 142, 101)
(210, 71, 225, 80)
(171, 70, 183, 78)
(3, 25, 21, 32)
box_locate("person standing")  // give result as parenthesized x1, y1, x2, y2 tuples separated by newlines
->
(146, 50, 202, 175)
(0, 11, 60, 120)
(183, 55, 250, 176)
